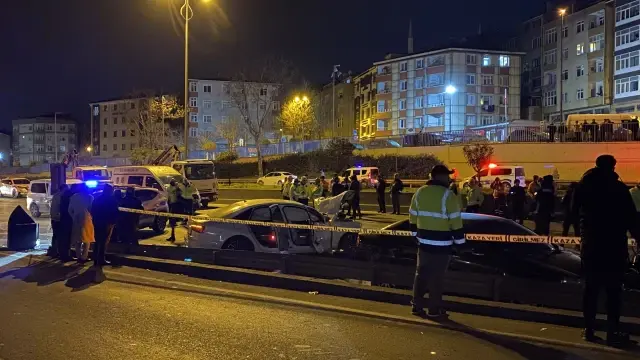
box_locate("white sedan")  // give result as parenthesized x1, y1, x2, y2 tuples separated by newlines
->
(0, 178, 30, 198)
(256, 172, 296, 187)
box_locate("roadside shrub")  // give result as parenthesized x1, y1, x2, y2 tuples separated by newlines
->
(217, 150, 238, 163)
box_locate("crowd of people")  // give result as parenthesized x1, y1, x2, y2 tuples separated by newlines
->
(546, 120, 639, 143)
(408, 155, 640, 348)
(47, 182, 143, 275)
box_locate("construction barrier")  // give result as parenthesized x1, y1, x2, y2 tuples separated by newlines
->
(117, 207, 638, 247)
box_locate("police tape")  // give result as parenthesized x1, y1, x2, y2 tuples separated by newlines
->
(117, 207, 638, 247)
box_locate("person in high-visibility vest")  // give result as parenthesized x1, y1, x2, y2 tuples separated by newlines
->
(310, 178, 324, 207)
(409, 164, 464, 318)
(180, 179, 196, 217)
(166, 179, 182, 242)
(282, 176, 293, 200)
(296, 176, 310, 206)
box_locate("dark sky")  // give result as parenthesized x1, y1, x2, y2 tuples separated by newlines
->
(0, 0, 548, 135)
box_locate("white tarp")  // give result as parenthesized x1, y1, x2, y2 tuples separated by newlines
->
(314, 191, 347, 215)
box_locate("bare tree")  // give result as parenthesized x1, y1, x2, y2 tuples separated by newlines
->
(216, 116, 242, 152)
(228, 58, 296, 176)
(127, 94, 185, 164)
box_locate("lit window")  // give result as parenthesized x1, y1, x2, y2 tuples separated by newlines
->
(482, 55, 491, 66)
(576, 43, 584, 55)
(499, 55, 510, 67)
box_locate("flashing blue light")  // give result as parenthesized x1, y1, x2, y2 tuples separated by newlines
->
(357, 165, 362, 168)
(86, 180, 98, 188)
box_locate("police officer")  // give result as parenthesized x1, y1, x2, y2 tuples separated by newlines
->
(282, 176, 293, 200)
(572, 155, 640, 347)
(296, 176, 310, 205)
(289, 178, 300, 201)
(166, 179, 182, 242)
(180, 179, 195, 217)
(409, 165, 464, 318)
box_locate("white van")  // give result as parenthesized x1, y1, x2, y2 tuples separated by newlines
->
(27, 178, 83, 218)
(342, 166, 379, 187)
(463, 164, 526, 190)
(111, 166, 201, 205)
(170, 160, 218, 207)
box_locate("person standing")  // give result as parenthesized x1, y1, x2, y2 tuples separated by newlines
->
(390, 173, 404, 215)
(281, 176, 292, 200)
(310, 178, 324, 208)
(331, 174, 343, 196)
(289, 178, 300, 201)
(527, 175, 541, 217)
(48, 184, 68, 258)
(119, 187, 143, 245)
(91, 184, 119, 269)
(296, 176, 310, 205)
(572, 155, 640, 347)
(349, 175, 362, 219)
(180, 179, 195, 217)
(508, 179, 526, 224)
(376, 174, 387, 213)
(490, 178, 505, 215)
(534, 175, 555, 235)
(166, 179, 182, 242)
(320, 175, 330, 197)
(68, 184, 94, 263)
(57, 185, 76, 261)
(466, 178, 484, 213)
(410, 165, 464, 318)
(562, 182, 580, 236)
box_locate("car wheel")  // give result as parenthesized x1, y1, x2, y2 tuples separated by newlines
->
(222, 236, 255, 251)
(338, 233, 358, 257)
(29, 203, 41, 218)
(11, 189, 18, 199)
(151, 216, 167, 234)
(257, 180, 264, 186)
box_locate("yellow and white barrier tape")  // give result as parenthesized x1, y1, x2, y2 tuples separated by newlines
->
(118, 207, 638, 247)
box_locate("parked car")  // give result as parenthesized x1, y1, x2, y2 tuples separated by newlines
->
(26, 179, 83, 218)
(187, 199, 359, 254)
(355, 213, 639, 290)
(115, 186, 168, 234)
(1, 178, 31, 198)
(256, 172, 297, 186)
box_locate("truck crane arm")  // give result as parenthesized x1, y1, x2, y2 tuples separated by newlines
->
(151, 145, 181, 165)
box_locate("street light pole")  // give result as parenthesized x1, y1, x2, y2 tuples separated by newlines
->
(181, 0, 193, 159)
(559, 8, 566, 123)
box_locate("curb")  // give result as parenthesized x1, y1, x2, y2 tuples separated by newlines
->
(104, 269, 635, 356)
(109, 253, 640, 336)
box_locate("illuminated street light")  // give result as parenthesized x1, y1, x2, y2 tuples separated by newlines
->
(302, 96, 309, 102)
(558, 8, 567, 16)
(445, 85, 457, 94)
(86, 146, 93, 153)
(295, 96, 301, 102)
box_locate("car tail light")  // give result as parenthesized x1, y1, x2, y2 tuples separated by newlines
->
(190, 224, 205, 233)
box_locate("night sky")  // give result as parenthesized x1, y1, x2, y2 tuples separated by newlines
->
(0, 0, 548, 135)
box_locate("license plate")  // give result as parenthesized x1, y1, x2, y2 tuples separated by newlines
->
(201, 196, 209, 200)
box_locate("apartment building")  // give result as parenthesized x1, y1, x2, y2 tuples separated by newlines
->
(614, 0, 640, 112)
(89, 97, 147, 157)
(371, 48, 522, 136)
(318, 76, 355, 138)
(12, 115, 77, 166)
(539, 1, 614, 122)
(187, 78, 280, 149)
(353, 67, 378, 139)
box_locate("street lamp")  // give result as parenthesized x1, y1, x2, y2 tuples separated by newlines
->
(86, 146, 93, 153)
(292, 95, 310, 151)
(179, 0, 212, 159)
(559, 8, 567, 124)
(445, 85, 456, 131)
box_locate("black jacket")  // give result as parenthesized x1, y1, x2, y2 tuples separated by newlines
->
(91, 193, 119, 229)
(376, 179, 387, 195)
(390, 179, 404, 194)
(535, 187, 555, 215)
(508, 186, 526, 208)
(349, 180, 361, 199)
(572, 167, 640, 267)
(331, 180, 343, 197)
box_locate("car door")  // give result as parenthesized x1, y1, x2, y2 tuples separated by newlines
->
(307, 207, 331, 253)
(247, 206, 279, 250)
(281, 205, 315, 253)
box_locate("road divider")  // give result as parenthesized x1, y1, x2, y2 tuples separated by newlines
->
(117, 207, 638, 247)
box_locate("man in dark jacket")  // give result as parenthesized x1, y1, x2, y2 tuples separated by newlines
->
(331, 174, 343, 196)
(375, 174, 387, 213)
(562, 182, 580, 236)
(534, 175, 555, 235)
(349, 175, 362, 219)
(117, 187, 143, 245)
(572, 154, 640, 347)
(91, 184, 119, 270)
(390, 173, 404, 215)
(507, 179, 526, 224)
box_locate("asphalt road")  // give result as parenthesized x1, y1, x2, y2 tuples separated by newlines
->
(0, 257, 636, 360)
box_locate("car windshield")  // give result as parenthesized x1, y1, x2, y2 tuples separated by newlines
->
(184, 164, 215, 180)
(159, 175, 184, 186)
(81, 170, 109, 180)
(12, 179, 30, 185)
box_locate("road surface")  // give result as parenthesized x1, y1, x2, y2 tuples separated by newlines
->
(0, 256, 636, 360)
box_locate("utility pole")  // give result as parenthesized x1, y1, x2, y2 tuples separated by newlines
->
(181, 0, 193, 159)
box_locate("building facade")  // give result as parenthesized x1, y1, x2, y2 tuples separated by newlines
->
(614, 0, 640, 112)
(372, 48, 522, 136)
(12, 115, 77, 166)
(353, 67, 378, 139)
(318, 77, 355, 138)
(89, 97, 147, 157)
(187, 78, 280, 149)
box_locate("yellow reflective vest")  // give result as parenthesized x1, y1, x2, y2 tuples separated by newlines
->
(630, 186, 640, 212)
(409, 181, 465, 251)
(167, 185, 180, 204)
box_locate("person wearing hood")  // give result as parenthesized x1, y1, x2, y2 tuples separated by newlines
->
(572, 155, 640, 347)
(534, 175, 555, 235)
